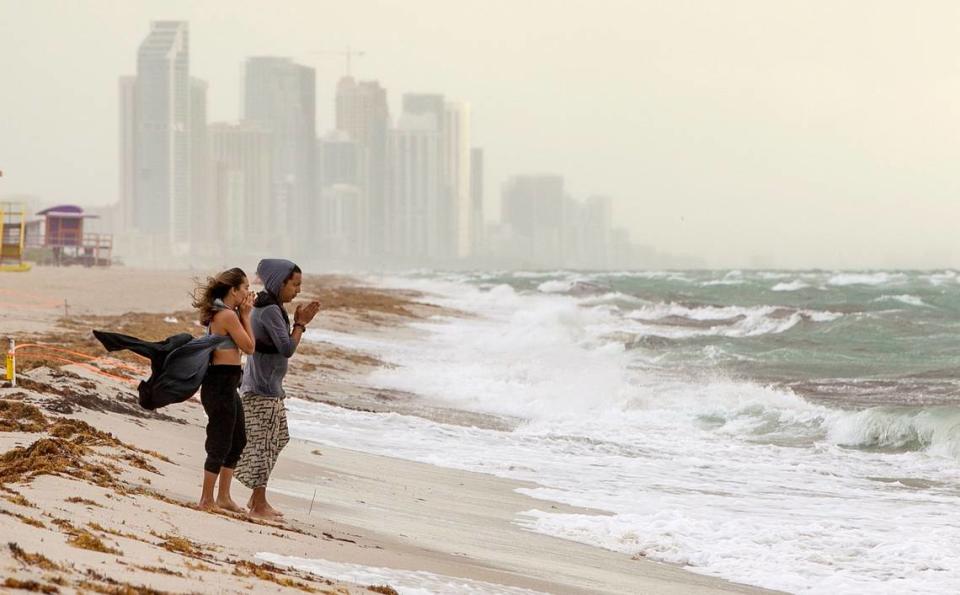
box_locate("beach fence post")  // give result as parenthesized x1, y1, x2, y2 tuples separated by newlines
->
(5, 338, 15, 388)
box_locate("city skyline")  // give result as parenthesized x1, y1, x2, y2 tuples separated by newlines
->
(110, 19, 637, 270)
(2, 1, 959, 268)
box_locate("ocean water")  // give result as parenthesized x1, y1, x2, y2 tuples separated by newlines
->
(290, 270, 960, 594)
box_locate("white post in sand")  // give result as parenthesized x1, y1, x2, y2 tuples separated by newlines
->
(5, 338, 15, 388)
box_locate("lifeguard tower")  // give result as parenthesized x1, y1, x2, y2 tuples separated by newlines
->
(33, 204, 113, 267)
(0, 202, 31, 272)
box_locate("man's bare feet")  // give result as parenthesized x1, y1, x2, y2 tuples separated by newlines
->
(216, 497, 245, 513)
(198, 499, 218, 512)
(247, 504, 282, 520)
(247, 497, 283, 517)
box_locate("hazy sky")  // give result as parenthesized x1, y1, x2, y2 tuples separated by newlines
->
(1, 0, 958, 268)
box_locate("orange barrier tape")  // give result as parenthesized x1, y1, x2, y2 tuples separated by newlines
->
(12, 344, 144, 386)
(13, 351, 138, 385)
(14, 343, 146, 372)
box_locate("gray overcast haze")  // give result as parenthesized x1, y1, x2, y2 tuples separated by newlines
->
(1, 0, 958, 268)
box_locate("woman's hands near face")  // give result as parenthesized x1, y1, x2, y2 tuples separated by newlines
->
(237, 291, 255, 316)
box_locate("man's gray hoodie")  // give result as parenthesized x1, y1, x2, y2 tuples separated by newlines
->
(240, 259, 298, 399)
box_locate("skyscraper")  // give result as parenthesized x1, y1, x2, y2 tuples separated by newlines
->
(208, 122, 274, 252)
(316, 130, 362, 263)
(470, 147, 484, 256)
(444, 101, 472, 258)
(402, 94, 445, 124)
(402, 94, 472, 259)
(118, 76, 137, 232)
(501, 174, 565, 267)
(189, 78, 208, 247)
(319, 184, 363, 261)
(583, 195, 613, 268)
(134, 21, 191, 247)
(386, 113, 441, 260)
(316, 130, 359, 188)
(244, 57, 316, 254)
(336, 77, 389, 257)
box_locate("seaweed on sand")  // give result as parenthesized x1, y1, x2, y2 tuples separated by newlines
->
(0, 438, 98, 484)
(233, 559, 318, 592)
(0, 400, 48, 432)
(2, 578, 60, 594)
(8, 542, 63, 571)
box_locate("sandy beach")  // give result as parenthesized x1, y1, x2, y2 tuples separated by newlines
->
(0, 267, 775, 594)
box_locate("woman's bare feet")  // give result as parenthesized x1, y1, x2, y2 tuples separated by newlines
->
(199, 470, 219, 512)
(215, 468, 243, 513)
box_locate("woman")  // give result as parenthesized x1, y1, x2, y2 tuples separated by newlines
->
(234, 258, 320, 519)
(191, 267, 255, 512)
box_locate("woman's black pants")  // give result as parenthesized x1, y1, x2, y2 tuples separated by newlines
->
(200, 365, 246, 475)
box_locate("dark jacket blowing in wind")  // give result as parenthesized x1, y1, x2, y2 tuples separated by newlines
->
(93, 330, 233, 410)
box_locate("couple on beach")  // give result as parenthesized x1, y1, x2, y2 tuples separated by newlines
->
(191, 258, 320, 518)
(95, 258, 319, 519)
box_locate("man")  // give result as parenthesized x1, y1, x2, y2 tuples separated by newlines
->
(234, 258, 320, 519)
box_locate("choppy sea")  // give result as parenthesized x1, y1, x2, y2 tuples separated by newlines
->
(286, 270, 960, 594)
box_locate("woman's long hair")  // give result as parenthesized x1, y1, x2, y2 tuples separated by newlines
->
(192, 268, 247, 326)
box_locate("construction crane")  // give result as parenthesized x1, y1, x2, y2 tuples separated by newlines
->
(308, 47, 366, 77)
